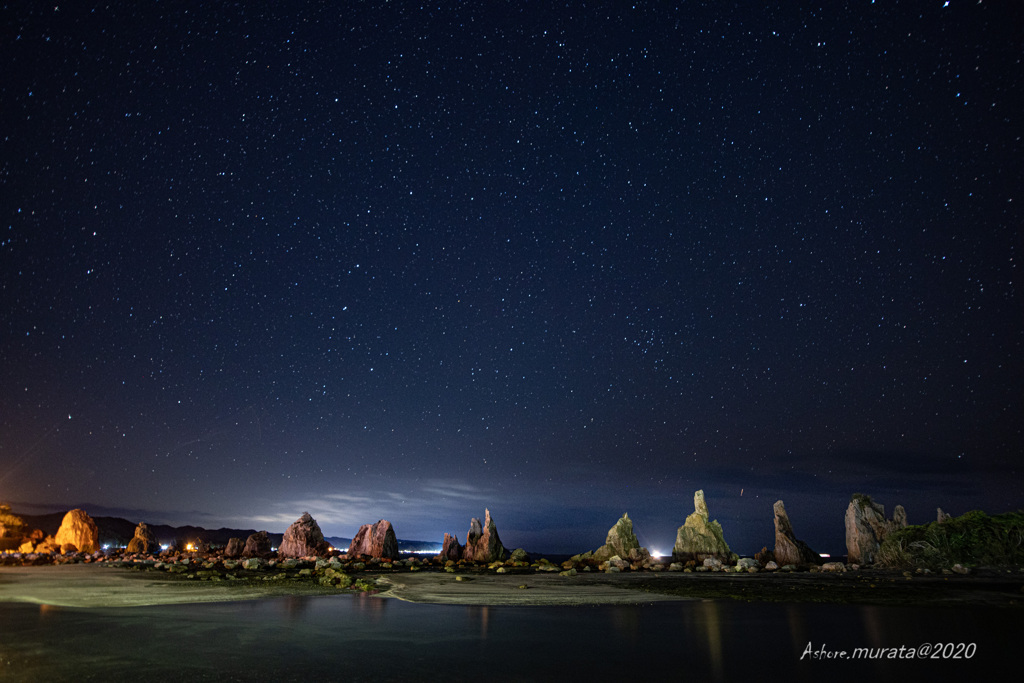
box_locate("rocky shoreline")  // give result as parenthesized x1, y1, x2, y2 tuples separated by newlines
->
(4, 495, 1023, 609)
(2, 547, 1022, 609)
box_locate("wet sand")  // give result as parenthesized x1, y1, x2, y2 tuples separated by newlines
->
(2, 564, 1022, 609)
(0, 565, 688, 608)
(375, 572, 690, 605)
(0, 564, 336, 608)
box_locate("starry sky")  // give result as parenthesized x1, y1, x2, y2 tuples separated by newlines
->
(1, 1, 1021, 555)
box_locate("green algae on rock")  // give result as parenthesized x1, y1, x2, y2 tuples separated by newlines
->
(672, 490, 735, 565)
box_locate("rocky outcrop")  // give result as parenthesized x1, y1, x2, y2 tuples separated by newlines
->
(126, 522, 159, 554)
(224, 537, 245, 557)
(463, 509, 506, 563)
(893, 504, 908, 530)
(0, 505, 26, 540)
(35, 536, 60, 554)
(0, 505, 29, 551)
(672, 490, 733, 564)
(937, 508, 952, 523)
(593, 513, 644, 562)
(277, 512, 329, 558)
(347, 520, 399, 559)
(242, 530, 272, 557)
(437, 532, 463, 562)
(772, 500, 821, 565)
(15, 529, 45, 554)
(54, 509, 100, 554)
(845, 494, 907, 565)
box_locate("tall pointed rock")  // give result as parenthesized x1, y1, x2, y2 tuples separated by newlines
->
(773, 500, 821, 565)
(463, 509, 506, 563)
(671, 490, 733, 564)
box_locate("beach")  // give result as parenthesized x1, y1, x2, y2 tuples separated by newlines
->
(2, 563, 1022, 609)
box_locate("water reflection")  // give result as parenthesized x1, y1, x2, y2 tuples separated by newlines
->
(0, 596, 1015, 679)
(695, 601, 724, 682)
(466, 605, 491, 639)
(608, 604, 642, 643)
(37, 603, 63, 619)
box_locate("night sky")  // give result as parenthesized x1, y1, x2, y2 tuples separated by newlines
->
(2, 1, 1021, 555)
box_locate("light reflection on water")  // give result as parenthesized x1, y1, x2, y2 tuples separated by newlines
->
(0, 595, 1016, 682)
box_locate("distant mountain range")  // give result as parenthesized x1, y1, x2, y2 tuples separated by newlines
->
(15, 510, 442, 553)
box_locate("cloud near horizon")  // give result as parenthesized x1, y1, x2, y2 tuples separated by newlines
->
(237, 479, 506, 539)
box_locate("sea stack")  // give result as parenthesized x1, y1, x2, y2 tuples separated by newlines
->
(347, 520, 399, 559)
(592, 512, 644, 561)
(54, 509, 100, 554)
(242, 530, 272, 557)
(224, 537, 245, 558)
(772, 500, 821, 566)
(671, 490, 733, 564)
(463, 509, 506, 563)
(437, 532, 463, 562)
(126, 522, 159, 554)
(845, 493, 907, 564)
(278, 512, 329, 558)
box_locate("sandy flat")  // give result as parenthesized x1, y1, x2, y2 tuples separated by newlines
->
(375, 571, 690, 605)
(0, 564, 688, 608)
(0, 564, 334, 608)
(7, 563, 1013, 609)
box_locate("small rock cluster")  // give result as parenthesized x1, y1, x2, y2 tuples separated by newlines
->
(437, 509, 507, 564)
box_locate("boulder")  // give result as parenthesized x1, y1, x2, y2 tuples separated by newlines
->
(509, 548, 531, 564)
(463, 509, 506, 563)
(126, 522, 159, 554)
(278, 512, 329, 558)
(592, 513, 644, 562)
(54, 509, 99, 554)
(224, 537, 245, 558)
(671, 490, 734, 564)
(937, 508, 952, 523)
(772, 500, 821, 566)
(845, 493, 906, 565)
(242, 530, 272, 557)
(437, 532, 463, 562)
(347, 520, 399, 559)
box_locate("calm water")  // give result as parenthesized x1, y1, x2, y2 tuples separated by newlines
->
(0, 594, 1016, 681)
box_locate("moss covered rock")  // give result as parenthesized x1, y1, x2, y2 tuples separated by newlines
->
(672, 491, 733, 564)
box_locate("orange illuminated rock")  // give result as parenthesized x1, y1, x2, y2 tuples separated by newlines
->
(54, 509, 100, 554)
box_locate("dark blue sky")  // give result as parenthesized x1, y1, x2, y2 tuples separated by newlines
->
(2, 1, 1020, 554)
